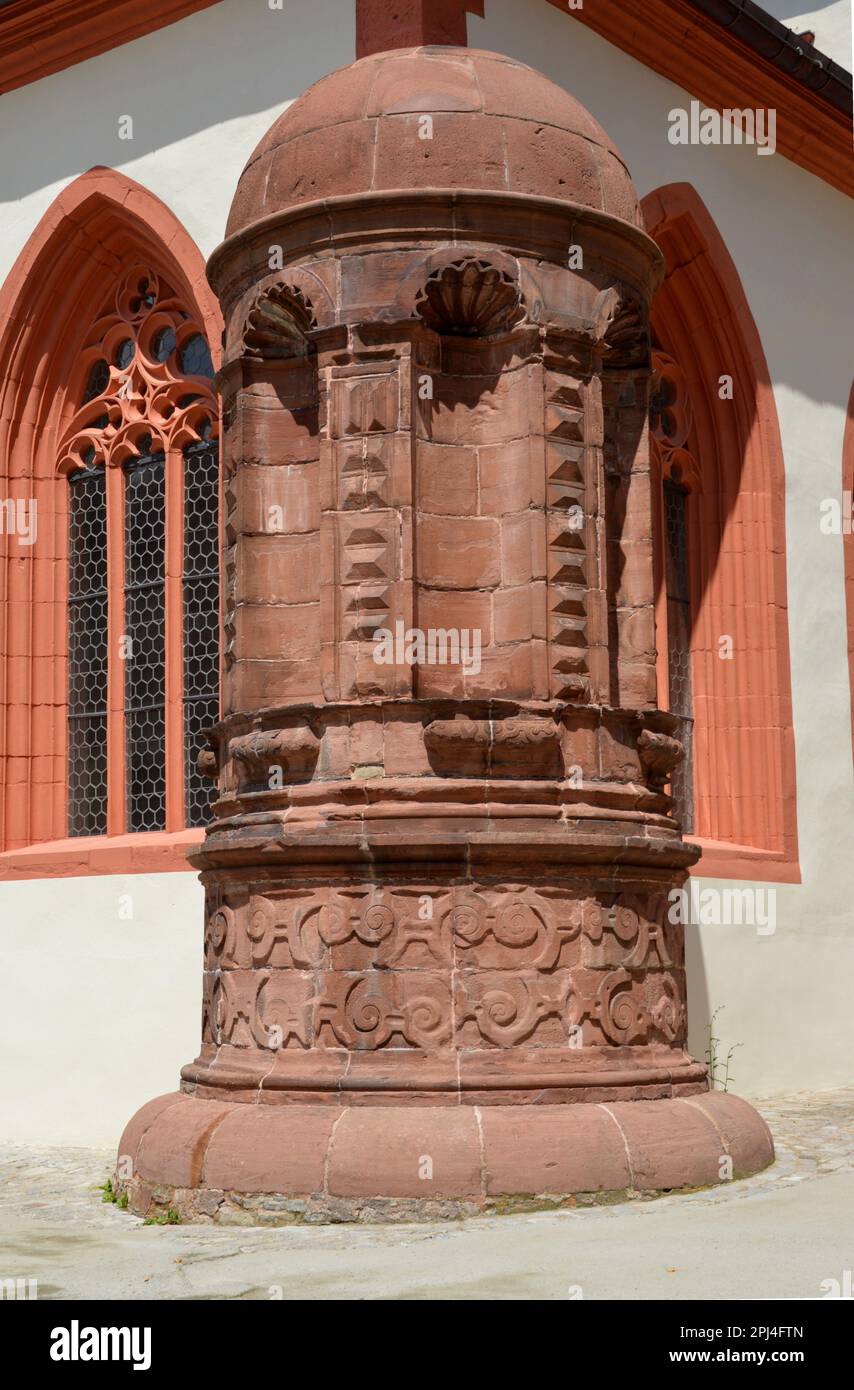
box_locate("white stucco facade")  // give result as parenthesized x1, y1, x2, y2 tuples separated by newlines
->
(1, 0, 852, 1144)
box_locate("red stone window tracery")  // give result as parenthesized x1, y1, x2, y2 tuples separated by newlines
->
(59, 265, 219, 836)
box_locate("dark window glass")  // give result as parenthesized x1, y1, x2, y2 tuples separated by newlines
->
(124, 452, 167, 832)
(129, 277, 156, 314)
(663, 478, 694, 833)
(179, 333, 214, 379)
(152, 326, 177, 363)
(182, 441, 220, 827)
(67, 466, 108, 836)
(114, 339, 135, 370)
(82, 359, 110, 404)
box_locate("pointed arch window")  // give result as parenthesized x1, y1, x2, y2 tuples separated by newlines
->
(60, 265, 219, 837)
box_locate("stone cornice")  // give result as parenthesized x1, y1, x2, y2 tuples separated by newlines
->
(206, 187, 664, 303)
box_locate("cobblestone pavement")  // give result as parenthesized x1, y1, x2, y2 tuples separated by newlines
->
(1, 1088, 852, 1300)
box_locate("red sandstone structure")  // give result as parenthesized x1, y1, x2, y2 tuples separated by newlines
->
(117, 42, 773, 1219)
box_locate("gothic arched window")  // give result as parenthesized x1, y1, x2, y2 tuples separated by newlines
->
(60, 264, 219, 837)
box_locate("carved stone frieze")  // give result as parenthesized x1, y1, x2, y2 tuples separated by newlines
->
(456, 970, 573, 1047)
(569, 966, 687, 1046)
(200, 881, 688, 1056)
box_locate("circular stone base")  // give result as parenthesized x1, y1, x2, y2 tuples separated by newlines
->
(115, 1090, 774, 1224)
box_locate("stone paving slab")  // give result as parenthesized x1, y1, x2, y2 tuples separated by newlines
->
(0, 1088, 851, 1300)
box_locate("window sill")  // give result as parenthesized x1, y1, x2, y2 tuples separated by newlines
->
(686, 837, 801, 885)
(0, 830, 203, 881)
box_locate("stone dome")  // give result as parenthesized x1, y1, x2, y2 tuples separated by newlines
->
(225, 46, 641, 239)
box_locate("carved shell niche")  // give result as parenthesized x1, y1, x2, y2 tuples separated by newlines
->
(414, 258, 524, 337)
(242, 283, 317, 359)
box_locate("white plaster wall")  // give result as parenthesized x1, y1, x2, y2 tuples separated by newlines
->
(1, 0, 853, 1143)
(0, 872, 203, 1145)
(684, 887, 854, 1099)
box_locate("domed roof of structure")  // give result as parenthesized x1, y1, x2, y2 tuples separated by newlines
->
(225, 46, 641, 239)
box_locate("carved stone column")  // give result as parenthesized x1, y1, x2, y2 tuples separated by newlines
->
(117, 46, 773, 1221)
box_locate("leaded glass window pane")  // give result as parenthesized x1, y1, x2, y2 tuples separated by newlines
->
(124, 452, 167, 832)
(67, 466, 108, 836)
(82, 359, 109, 405)
(183, 440, 220, 828)
(180, 333, 215, 378)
